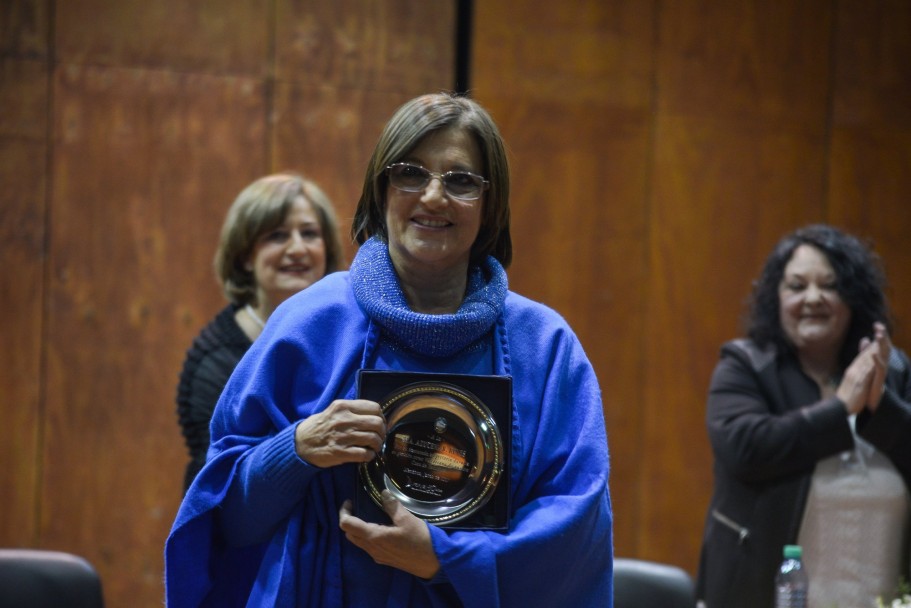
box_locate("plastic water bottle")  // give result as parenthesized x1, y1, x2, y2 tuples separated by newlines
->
(775, 544, 809, 608)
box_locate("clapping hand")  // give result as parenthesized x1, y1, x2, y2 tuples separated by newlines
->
(837, 322, 891, 414)
(861, 322, 891, 410)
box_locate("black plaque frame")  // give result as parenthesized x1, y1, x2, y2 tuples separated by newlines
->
(356, 370, 512, 530)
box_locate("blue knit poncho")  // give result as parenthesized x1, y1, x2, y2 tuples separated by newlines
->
(165, 237, 613, 607)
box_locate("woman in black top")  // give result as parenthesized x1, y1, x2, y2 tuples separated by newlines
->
(697, 224, 911, 607)
(176, 173, 345, 492)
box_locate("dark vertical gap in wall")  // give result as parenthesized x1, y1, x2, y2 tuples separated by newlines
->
(36, 0, 57, 547)
(821, 0, 839, 220)
(265, 0, 278, 172)
(454, 0, 473, 95)
(637, 0, 664, 559)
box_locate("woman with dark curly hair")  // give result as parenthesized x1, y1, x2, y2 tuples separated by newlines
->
(696, 224, 911, 608)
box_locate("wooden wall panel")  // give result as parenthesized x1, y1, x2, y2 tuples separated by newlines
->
(273, 0, 457, 260)
(656, 2, 834, 123)
(643, 0, 834, 570)
(475, 0, 911, 578)
(643, 119, 828, 565)
(4, 1, 911, 603)
(45, 65, 265, 603)
(1, 0, 48, 554)
(272, 85, 432, 259)
(30, 3, 455, 606)
(828, 0, 911, 350)
(1, 0, 49, 60)
(496, 98, 654, 557)
(0, 56, 47, 546)
(472, 0, 656, 558)
(276, 0, 455, 93)
(56, 0, 269, 74)
(42, 4, 272, 605)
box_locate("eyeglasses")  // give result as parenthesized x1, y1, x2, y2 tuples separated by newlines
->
(385, 163, 489, 201)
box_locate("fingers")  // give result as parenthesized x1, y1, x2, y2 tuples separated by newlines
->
(838, 349, 877, 415)
(873, 321, 887, 338)
(295, 399, 386, 468)
(338, 492, 407, 536)
(839, 327, 893, 414)
(337, 493, 440, 579)
(344, 399, 386, 417)
(873, 322, 892, 363)
(380, 490, 407, 524)
(338, 499, 378, 548)
(868, 325, 890, 411)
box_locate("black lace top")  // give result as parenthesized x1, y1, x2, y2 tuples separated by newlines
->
(175, 305, 252, 493)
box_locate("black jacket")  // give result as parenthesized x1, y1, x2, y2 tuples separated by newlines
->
(696, 339, 911, 608)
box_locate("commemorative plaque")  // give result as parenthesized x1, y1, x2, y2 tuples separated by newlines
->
(356, 370, 512, 530)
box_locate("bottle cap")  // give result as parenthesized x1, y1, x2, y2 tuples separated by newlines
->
(783, 544, 802, 559)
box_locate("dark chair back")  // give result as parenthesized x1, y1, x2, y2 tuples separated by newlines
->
(614, 557, 695, 608)
(0, 549, 104, 608)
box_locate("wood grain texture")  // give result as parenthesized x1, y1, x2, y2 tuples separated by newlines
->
(643, 0, 836, 569)
(271, 0, 457, 261)
(2, 1, 911, 603)
(56, 0, 270, 74)
(473, 0, 656, 559)
(272, 85, 439, 262)
(276, 0, 455, 93)
(44, 64, 265, 603)
(830, 0, 911, 130)
(0, 0, 49, 59)
(828, 0, 911, 351)
(30, 4, 455, 606)
(643, 117, 828, 565)
(476, 0, 911, 579)
(0, 57, 47, 547)
(656, 0, 833, 124)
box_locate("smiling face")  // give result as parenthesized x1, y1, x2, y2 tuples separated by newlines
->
(384, 126, 484, 281)
(247, 195, 327, 310)
(778, 244, 852, 356)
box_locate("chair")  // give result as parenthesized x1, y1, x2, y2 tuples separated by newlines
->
(613, 557, 696, 608)
(0, 549, 104, 608)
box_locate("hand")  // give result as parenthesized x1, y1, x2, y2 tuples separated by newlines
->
(836, 341, 878, 415)
(338, 491, 441, 579)
(294, 399, 385, 468)
(864, 322, 892, 411)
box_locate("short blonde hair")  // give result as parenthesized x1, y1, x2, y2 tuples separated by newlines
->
(215, 173, 345, 305)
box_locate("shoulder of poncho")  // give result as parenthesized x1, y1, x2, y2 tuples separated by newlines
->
(504, 290, 571, 332)
(264, 271, 367, 355)
(274, 271, 361, 323)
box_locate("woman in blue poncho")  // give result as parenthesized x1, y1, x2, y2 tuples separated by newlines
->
(165, 92, 613, 607)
